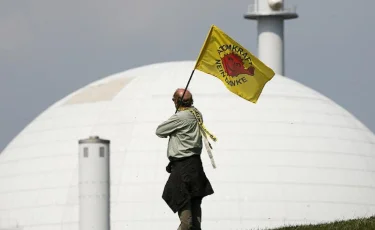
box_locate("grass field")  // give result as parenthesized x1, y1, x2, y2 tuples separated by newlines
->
(268, 216, 375, 230)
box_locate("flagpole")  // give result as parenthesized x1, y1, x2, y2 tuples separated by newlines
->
(175, 69, 195, 113)
(175, 25, 214, 113)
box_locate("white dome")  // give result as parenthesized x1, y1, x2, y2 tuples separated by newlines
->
(1, 61, 375, 230)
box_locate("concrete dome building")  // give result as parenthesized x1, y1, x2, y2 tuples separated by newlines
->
(1, 60, 375, 230)
(1, 0, 375, 229)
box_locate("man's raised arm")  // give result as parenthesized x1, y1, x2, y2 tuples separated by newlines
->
(155, 115, 182, 138)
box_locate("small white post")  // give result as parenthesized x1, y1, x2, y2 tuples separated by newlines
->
(78, 136, 110, 230)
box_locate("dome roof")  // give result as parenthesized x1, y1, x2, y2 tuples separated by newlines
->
(1, 61, 375, 229)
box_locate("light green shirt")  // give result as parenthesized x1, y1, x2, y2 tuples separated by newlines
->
(156, 108, 203, 158)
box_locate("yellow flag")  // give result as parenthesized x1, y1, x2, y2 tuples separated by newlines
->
(194, 25, 275, 103)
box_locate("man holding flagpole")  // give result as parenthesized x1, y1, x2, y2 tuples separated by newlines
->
(155, 24, 275, 230)
(156, 88, 215, 230)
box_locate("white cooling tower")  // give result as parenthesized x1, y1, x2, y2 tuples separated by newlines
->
(0, 61, 374, 230)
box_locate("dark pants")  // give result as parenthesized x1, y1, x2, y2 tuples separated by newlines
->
(178, 197, 203, 230)
(163, 155, 214, 213)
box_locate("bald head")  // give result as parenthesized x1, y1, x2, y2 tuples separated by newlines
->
(173, 88, 193, 108)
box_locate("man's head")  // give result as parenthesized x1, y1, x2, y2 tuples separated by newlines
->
(173, 88, 193, 109)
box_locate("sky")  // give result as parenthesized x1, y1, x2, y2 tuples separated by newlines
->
(0, 0, 374, 151)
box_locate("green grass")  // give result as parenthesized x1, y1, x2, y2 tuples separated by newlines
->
(267, 216, 375, 230)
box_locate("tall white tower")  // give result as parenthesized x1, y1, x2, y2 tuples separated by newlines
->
(78, 136, 111, 230)
(244, 0, 298, 75)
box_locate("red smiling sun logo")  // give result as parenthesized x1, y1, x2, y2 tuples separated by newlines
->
(221, 53, 255, 77)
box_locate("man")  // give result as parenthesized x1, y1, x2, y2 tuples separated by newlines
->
(156, 88, 214, 230)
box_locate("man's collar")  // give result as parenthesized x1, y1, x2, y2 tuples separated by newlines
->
(177, 106, 193, 112)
